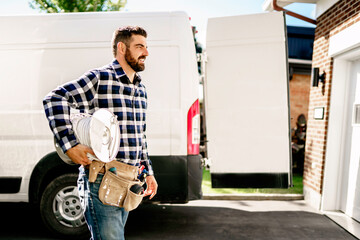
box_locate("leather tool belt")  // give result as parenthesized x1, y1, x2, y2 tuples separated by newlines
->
(88, 160, 145, 211)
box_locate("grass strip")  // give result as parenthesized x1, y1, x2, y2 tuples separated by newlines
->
(202, 169, 303, 194)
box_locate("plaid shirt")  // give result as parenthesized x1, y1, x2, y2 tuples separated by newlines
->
(43, 59, 153, 175)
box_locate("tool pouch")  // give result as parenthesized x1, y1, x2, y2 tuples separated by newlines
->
(98, 171, 144, 211)
(91, 160, 144, 211)
(105, 160, 139, 180)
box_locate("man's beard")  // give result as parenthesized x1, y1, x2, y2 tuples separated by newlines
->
(125, 48, 145, 72)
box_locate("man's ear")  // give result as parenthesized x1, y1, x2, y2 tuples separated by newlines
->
(117, 42, 127, 55)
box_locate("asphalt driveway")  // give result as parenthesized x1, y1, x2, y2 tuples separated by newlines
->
(0, 200, 357, 240)
(126, 200, 356, 240)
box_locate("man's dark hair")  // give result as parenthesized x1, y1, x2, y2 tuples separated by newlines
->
(112, 26, 147, 57)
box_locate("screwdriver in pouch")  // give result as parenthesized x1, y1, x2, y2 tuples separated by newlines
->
(109, 167, 117, 175)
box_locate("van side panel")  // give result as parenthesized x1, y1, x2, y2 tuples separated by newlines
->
(206, 12, 291, 188)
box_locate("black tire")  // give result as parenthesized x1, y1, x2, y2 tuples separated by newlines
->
(40, 173, 90, 239)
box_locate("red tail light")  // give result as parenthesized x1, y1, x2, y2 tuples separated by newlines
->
(187, 99, 200, 155)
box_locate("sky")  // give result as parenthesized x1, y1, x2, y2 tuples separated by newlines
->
(0, 0, 316, 46)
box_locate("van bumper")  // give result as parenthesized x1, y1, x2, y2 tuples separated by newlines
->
(148, 155, 203, 203)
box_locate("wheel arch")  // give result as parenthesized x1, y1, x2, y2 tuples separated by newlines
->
(29, 151, 79, 204)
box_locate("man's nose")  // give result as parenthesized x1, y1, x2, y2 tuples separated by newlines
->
(143, 48, 149, 56)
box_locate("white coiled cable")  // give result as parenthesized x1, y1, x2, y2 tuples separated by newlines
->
(71, 113, 92, 147)
(55, 110, 120, 164)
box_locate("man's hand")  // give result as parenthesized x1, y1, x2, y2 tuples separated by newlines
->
(66, 144, 95, 166)
(144, 175, 158, 200)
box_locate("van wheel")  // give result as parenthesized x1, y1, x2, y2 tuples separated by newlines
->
(40, 173, 90, 239)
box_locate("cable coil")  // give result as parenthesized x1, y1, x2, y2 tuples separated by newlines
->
(54, 109, 120, 164)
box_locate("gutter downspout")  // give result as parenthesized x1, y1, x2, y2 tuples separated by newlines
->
(273, 0, 317, 25)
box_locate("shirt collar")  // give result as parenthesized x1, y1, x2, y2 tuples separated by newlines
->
(111, 59, 142, 85)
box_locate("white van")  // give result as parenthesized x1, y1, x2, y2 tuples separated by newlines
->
(0, 11, 291, 238)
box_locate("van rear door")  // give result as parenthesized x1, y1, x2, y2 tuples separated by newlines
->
(205, 12, 291, 188)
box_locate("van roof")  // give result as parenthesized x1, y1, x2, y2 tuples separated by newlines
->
(0, 11, 190, 45)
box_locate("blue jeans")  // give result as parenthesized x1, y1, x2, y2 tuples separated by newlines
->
(77, 166, 129, 240)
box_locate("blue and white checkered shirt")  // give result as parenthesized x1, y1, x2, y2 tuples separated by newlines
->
(43, 59, 153, 175)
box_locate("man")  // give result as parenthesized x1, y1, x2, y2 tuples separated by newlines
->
(43, 26, 157, 240)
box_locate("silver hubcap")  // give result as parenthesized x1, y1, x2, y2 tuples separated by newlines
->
(53, 186, 86, 228)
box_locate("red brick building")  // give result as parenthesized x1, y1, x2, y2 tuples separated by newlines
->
(304, 0, 360, 203)
(289, 74, 310, 128)
(266, 0, 360, 237)
(287, 26, 314, 131)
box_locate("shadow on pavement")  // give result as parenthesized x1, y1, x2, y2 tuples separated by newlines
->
(0, 202, 357, 240)
(0, 203, 59, 240)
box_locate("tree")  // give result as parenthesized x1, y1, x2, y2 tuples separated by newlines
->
(29, 0, 127, 13)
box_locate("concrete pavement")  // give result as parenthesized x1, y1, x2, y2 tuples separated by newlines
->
(202, 193, 304, 201)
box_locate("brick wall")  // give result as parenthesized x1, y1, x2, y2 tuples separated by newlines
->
(304, 0, 360, 195)
(289, 73, 311, 130)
